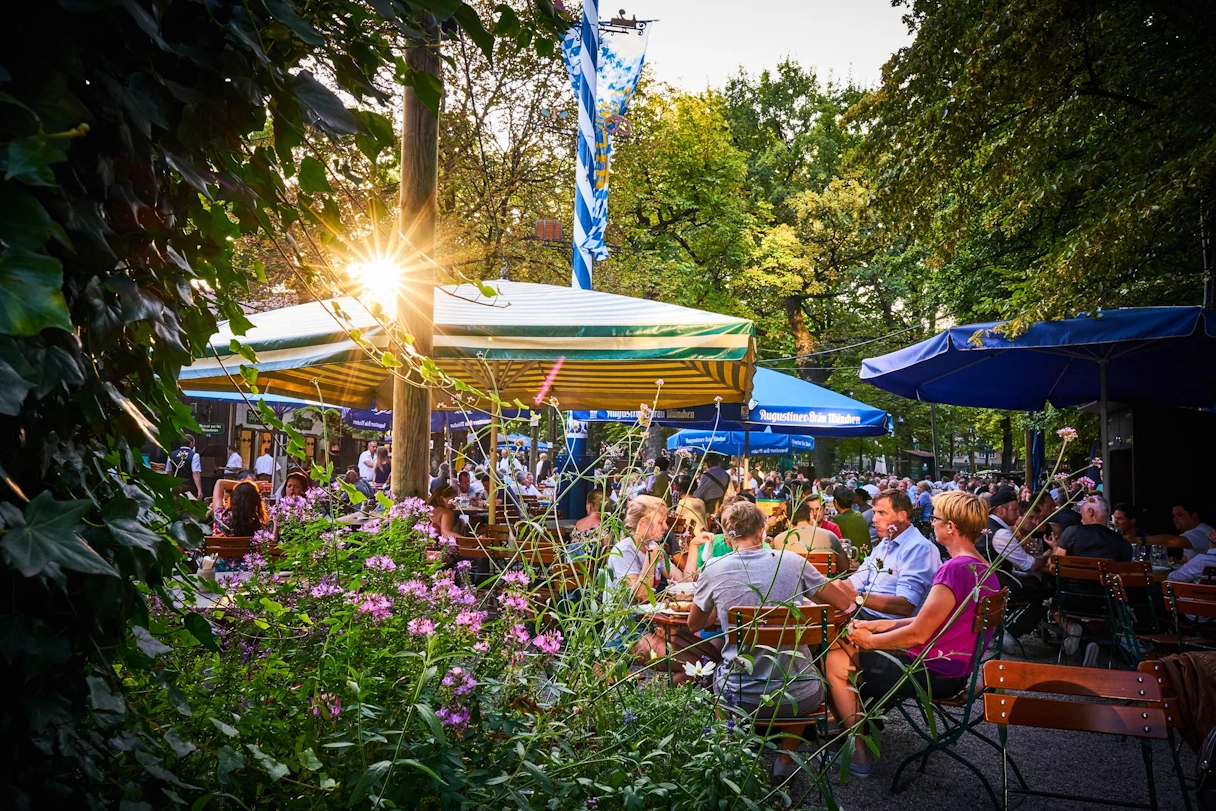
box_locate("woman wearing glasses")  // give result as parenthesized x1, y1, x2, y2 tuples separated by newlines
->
(824, 490, 1001, 779)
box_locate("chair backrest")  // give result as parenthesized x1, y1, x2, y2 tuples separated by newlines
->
(204, 535, 253, 561)
(728, 603, 831, 651)
(1164, 580, 1216, 619)
(1202, 565, 1216, 585)
(1136, 660, 1183, 729)
(983, 660, 1167, 740)
(803, 551, 836, 576)
(1050, 555, 1106, 581)
(1098, 559, 1153, 578)
(455, 534, 489, 558)
(972, 588, 1010, 634)
(1146, 534, 1191, 549)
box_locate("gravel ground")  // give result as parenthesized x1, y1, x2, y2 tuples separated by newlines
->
(778, 634, 1196, 810)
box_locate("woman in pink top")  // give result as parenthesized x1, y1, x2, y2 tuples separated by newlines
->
(824, 490, 1000, 779)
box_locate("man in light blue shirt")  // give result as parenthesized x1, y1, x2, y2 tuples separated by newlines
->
(841, 488, 942, 620)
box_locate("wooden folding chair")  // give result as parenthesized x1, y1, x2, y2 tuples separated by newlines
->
(1163, 581, 1216, 653)
(1051, 555, 1115, 661)
(983, 660, 1168, 809)
(890, 589, 1011, 810)
(727, 603, 836, 796)
(203, 535, 253, 562)
(1102, 568, 1170, 667)
(803, 551, 837, 577)
(1138, 660, 1193, 811)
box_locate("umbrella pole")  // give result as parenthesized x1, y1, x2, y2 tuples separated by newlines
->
(488, 408, 499, 526)
(1099, 358, 1109, 487)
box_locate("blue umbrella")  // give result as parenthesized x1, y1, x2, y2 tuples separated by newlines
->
(860, 306, 1216, 460)
(573, 368, 890, 437)
(667, 429, 814, 457)
(497, 434, 550, 451)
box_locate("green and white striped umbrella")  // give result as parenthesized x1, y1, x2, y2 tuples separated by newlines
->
(181, 281, 755, 410)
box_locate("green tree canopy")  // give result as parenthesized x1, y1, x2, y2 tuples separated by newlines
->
(855, 0, 1216, 329)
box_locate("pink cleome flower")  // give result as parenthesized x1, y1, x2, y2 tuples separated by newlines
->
(532, 630, 563, 655)
(365, 555, 397, 571)
(408, 616, 436, 637)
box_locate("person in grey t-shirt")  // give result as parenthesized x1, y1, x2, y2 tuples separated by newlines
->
(689, 501, 854, 714)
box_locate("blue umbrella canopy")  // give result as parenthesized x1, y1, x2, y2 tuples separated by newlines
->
(667, 429, 814, 457)
(573, 368, 890, 437)
(860, 306, 1216, 410)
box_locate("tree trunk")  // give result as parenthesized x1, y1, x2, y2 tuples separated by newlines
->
(392, 15, 441, 499)
(1023, 429, 1034, 486)
(1000, 415, 1013, 475)
(785, 295, 831, 477)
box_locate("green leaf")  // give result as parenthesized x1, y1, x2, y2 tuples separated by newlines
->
(293, 71, 360, 136)
(379, 351, 402, 368)
(0, 183, 69, 251)
(164, 727, 197, 758)
(247, 743, 290, 780)
(453, 4, 495, 59)
(0, 248, 72, 335)
(375, 491, 394, 511)
(399, 758, 444, 784)
(5, 136, 67, 186)
(103, 497, 163, 552)
(535, 37, 555, 58)
(348, 760, 391, 806)
(299, 747, 322, 771)
(0, 491, 116, 578)
(0, 357, 33, 415)
(262, 0, 324, 45)
(228, 339, 258, 364)
(86, 675, 126, 727)
(414, 702, 444, 743)
(184, 613, 220, 652)
(209, 717, 239, 738)
(354, 111, 395, 160)
(399, 66, 444, 117)
(239, 364, 259, 389)
(297, 156, 333, 194)
(493, 4, 520, 36)
(131, 625, 172, 657)
(336, 478, 366, 505)
(216, 745, 244, 782)
(166, 684, 192, 717)
(299, 744, 323, 773)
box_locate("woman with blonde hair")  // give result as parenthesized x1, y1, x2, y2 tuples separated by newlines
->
(824, 490, 1001, 779)
(603, 495, 710, 679)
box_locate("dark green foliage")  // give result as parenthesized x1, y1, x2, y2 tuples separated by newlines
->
(0, 1, 559, 808)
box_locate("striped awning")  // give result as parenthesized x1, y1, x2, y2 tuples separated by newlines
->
(180, 281, 755, 410)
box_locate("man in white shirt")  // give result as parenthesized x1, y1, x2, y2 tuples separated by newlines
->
(255, 449, 275, 480)
(224, 444, 243, 469)
(983, 488, 1052, 643)
(535, 452, 548, 478)
(1168, 528, 1216, 582)
(515, 473, 541, 499)
(1172, 501, 1214, 561)
(357, 441, 378, 481)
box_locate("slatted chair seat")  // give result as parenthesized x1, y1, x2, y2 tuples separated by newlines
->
(204, 535, 253, 561)
(984, 660, 1169, 810)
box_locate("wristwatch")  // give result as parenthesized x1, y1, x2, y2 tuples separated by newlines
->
(855, 594, 866, 607)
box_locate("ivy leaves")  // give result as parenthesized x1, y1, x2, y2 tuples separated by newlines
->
(0, 248, 72, 335)
(0, 491, 117, 578)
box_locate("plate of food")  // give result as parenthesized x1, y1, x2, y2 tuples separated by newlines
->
(666, 581, 696, 597)
(663, 598, 694, 614)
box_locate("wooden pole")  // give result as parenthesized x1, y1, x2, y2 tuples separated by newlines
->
(488, 409, 499, 525)
(391, 15, 440, 500)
